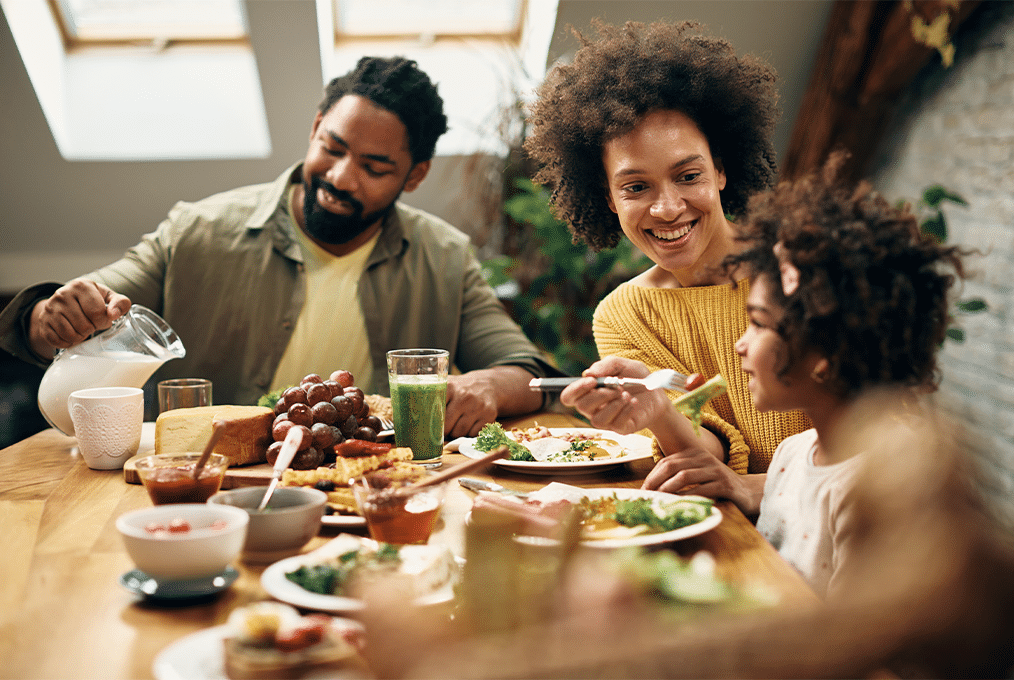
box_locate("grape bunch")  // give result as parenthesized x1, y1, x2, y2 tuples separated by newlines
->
(267, 370, 384, 470)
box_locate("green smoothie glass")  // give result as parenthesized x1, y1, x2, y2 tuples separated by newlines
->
(387, 349, 449, 469)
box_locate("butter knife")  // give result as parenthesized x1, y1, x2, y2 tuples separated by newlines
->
(458, 477, 529, 499)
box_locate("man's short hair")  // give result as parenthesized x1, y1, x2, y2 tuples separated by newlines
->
(321, 56, 449, 164)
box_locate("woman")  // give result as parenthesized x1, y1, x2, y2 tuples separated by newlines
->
(524, 20, 809, 511)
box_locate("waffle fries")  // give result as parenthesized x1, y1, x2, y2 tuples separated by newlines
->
(280, 446, 426, 515)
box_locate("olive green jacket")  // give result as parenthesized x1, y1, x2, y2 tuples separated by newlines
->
(0, 163, 556, 406)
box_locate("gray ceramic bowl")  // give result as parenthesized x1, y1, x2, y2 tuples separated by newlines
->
(207, 486, 326, 563)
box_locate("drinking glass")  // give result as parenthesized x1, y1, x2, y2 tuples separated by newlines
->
(387, 349, 448, 469)
(158, 378, 212, 413)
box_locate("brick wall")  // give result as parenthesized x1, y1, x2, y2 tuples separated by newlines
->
(869, 2, 1014, 526)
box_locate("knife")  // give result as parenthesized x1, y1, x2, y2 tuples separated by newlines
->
(458, 477, 529, 499)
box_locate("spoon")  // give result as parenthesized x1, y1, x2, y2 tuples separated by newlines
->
(192, 420, 226, 480)
(257, 426, 303, 511)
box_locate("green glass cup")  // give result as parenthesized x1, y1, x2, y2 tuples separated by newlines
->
(387, 349, 448, 469)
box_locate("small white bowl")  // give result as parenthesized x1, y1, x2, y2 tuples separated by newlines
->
(116, 503, 249, 581)
(208, 486, 327, 563)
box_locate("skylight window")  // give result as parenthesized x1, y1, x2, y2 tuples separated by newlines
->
(53, 0, 247, 45)
(334, 0, 523, 39)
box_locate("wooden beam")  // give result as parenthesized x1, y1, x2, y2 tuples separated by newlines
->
(781, 0, 982, 183)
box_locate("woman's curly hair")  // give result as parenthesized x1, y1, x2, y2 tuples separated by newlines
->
(523, 20, 780, 251)
(729, 152, 967, 398)
(321, 56, 448, 164)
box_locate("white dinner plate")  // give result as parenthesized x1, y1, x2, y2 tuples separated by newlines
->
(152, 619, 367, 680)
(260, 534, 458, 614)
(457, 428, 653, 475)
(526, 486, 722, 548)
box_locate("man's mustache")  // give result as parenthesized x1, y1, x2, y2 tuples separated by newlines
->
(314, 178, 364, 214)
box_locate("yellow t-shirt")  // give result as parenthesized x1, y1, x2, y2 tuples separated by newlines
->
(270, 188, 378, 392)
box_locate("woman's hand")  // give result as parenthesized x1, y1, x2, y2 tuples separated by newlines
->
(559, 357, 672, 435)
(643, 448, 765, 516)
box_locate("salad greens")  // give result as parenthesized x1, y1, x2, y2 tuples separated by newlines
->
(257, 388, 284, 410)
(613, 497, 713, 532)
(474, 422, 535, 461)
(285, 543, 401, 595)
(581, 494, 714, 533)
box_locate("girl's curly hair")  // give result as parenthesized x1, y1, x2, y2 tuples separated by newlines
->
(729, 152, 967, 398)
(523, 20, 780, 251)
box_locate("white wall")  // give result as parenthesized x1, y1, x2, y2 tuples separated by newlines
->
(869, 2, 1014, 527)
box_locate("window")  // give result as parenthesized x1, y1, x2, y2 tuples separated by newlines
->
(51, 0, 246, 45)
(4, 0, 269, 160)
(334, 0, 523, 40)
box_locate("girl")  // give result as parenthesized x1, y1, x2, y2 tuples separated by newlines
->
(732, 153, 965, 596)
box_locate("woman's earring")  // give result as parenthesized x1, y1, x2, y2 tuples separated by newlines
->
(810, 367, 826, 383)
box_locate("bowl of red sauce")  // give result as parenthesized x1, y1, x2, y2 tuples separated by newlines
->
(135, 453, 230, 505)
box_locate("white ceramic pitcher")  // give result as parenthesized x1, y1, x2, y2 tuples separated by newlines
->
(37, 305, 185, 436)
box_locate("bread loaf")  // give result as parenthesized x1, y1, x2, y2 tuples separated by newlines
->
(155, 405, 273, 466)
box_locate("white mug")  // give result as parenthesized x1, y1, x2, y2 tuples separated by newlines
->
(68, 387, 144, 470)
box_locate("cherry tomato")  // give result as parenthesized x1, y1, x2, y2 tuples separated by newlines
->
(685, 373, 706, 391)
(167, 518, 191, 534)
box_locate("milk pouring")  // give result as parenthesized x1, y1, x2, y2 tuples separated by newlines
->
(37, 305, 185, 436)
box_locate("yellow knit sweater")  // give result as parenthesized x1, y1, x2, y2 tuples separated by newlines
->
(594, 279, 811, 474)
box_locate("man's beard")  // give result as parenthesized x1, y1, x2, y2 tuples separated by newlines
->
(302, 176, 396, 245)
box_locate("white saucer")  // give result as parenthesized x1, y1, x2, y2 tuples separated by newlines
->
(119, 566, 239, 600)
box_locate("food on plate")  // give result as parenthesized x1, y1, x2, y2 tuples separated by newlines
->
(283, 535, 456, 600)
(578, 494, 713, 540)
(672, 374, 728, 434)
(281, 446, 427, 515)
(363, 393, 393, 424)
(154, 405, 273, 466)
(474, 423, 630, 462)
(471, 491, 714, 541)
(222, 601, 366, 680)
(474, 422, 534, 461)
(262, 371, 389, 471)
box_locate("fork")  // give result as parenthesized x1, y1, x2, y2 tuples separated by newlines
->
(529, 369, 689, 393)
(377, 416, 395, 433)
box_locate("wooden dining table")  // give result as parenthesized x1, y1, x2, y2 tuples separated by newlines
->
(0, 410, 817, 680)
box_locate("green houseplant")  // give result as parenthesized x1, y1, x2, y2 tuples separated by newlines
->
(483, 178, 650, 376)
(910, 185, 986, 342)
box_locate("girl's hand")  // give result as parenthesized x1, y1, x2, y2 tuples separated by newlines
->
(643, 448, 765, 516)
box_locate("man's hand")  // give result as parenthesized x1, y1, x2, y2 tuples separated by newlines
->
(643, 447, 766, 516)
(443, 366, 543, 438)
(29, 279, 132, 359)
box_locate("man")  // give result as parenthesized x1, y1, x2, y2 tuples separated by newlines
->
(0, 56, 555, 437)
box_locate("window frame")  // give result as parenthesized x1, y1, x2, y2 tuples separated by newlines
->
(46, 0, 250, 50)
(331, 0, 526, 44)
